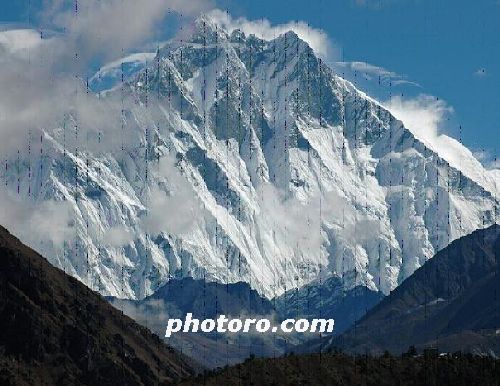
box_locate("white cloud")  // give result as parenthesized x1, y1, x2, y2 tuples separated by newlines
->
(0, 187, 74, 249)
(41, 0, 213, 64)
(383, 94, 452, 143)
(257, 183, 377, 260)
(0, 0, 213, 252)
(384, 94, 498, 194)
(207, 9, 337, 61)
(0, 29, 44, 57)
(0, 0, 213, 159)
(142, 156, 205, 236)
(103, 226, 134, 247)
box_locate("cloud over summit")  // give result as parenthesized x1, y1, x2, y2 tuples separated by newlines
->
(206, 9, 338, 61)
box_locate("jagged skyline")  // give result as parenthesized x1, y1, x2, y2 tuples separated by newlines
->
(0, 11, 496, 301)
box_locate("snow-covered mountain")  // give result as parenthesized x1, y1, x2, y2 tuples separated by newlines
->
(1, 15, 497, 300)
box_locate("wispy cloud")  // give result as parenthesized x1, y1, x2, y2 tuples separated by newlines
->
(0, 187, 74, 251)
(40, 0, 213, 65)
(473, 149, 500, 170)
(0, 0, 212, 158)
(342, 61, 399, 78)
(0, 0, 213, 258)
(384, 94, 498, 193)
(335, 61, 420, 87)
(142, 156, 206, 236)
(102, 226, 135, 248)
(0, 29, 43, 56)
(383, 94, 453, 141)
(351, 0, 402, 9)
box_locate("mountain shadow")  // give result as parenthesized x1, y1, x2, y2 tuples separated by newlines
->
(275, 277, 384, 336)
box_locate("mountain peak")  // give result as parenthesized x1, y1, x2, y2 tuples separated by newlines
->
(6, 13, 499, 302)
(229, 28, 246, 43)
(186, 13, 229, 45)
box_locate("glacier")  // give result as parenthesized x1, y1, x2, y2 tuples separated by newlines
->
(1, 15, 497, 300)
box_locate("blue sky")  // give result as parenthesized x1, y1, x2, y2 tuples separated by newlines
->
(1, 0, 499, 166)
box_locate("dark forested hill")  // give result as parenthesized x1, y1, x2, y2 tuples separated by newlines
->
(0, 226, 199, 385)
(180, 352, 499, 386)
(316, 224, 500, 355)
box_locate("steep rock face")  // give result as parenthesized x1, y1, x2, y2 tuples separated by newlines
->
(1, 15, 497, 300)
